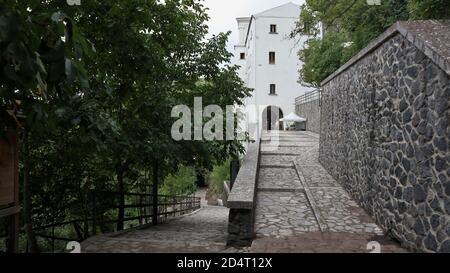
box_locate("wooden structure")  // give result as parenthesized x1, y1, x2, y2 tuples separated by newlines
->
(0, 131, 20, 253)
(31, 190, 201, 252)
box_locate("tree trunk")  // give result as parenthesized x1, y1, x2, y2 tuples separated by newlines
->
(22, 131, 40, 253)
(116, 167, 125, 231)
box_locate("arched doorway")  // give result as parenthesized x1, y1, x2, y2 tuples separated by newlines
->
(262, 106, 284, 131)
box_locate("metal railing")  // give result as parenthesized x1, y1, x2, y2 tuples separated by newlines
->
(28, 190, 201, 252)
(295, 89, 322, 106)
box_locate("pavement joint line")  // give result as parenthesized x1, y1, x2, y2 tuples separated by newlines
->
(263, 146, 314, 147)
(257, 188, 305, 193)
(300, 132, 320, 139)
(261, 145, 316, 147)
(261, 145, 317, 148)
(280, 140, 316, 141)
(261, 137, 316, 139)
(262, 141, 317, 143)
(293, 160, 329, 233)
(261, 152, 304, 156)
(259, 165, 295, 169)
(264, 139, 316, 142)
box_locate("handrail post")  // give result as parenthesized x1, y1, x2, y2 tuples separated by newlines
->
(152, 160, 158, 225)
(51, 224, 55, 253)
(91, 191, 97, 235)
(7, 213, 19, 253)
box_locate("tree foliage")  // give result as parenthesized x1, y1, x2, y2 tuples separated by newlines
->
(1, 0, 251, 252)
(299, 32, 354, 87)
(160, 166, 197, 196)
(408, 0, 450, 19)
(294, 0, 450, 86)
(1, 0, 94, 134)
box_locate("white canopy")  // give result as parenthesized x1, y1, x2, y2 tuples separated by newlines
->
(280, 112, 307, 122)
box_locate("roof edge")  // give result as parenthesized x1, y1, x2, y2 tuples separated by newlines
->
(244, 15, 255, 47)
(254, 2, 300, 17)
(236, 17, 251, 22)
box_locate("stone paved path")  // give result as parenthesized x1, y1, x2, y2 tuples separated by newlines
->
(252, 130, 407, 253)
(81, 131, 407, 253)
(81, 205, 237, 253)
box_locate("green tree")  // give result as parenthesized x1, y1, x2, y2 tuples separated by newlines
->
(1, 0, 99, 252)
(298, 32, 354, 87)
(408, 0, 450, 19)
(2, 0, 251, 252)
(293, 0, 449, 86)
(71, 0, 249, 230)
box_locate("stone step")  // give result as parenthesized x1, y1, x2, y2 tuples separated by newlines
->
(261, 138, 316, 142)
(257, 188, 304, 193)
(261, 143, 318, 149)
(260, 155, 298, 168)
(260, 146, 317, 156)
(259, 164, 294, 168)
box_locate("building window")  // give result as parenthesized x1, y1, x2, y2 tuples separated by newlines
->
(269, 52, 276, 64)
(240, 53, 245, 60)
(270, 24, 277, 33)
(270, 84, 276, 95)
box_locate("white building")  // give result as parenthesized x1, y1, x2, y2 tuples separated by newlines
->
(233, 2, 314, 136)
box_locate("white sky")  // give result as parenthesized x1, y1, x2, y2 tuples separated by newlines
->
(202, 0, 306, 52)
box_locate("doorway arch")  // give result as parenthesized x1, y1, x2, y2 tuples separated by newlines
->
(262, 106, 284, 131)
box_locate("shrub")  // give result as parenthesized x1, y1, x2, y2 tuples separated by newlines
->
(159, 166, 197, 196)
(208, 159, 231, 194)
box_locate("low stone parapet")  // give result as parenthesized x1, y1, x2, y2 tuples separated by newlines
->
(226, 139, 260, 246)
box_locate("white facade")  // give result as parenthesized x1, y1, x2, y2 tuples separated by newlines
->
(233, 2, 314, 137)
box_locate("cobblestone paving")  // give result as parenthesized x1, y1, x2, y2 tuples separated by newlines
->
(260, 155, 296, 167)
(81, 131, 406, 253)
(262, 144, 319, 152)
(261, 146, 315, 155)
(293, 148, 320, 165)
(81, 206, 241, 253)
(261, 141, 318, 148)
(300, 166, 340, 188)
(258, 168, 302, 191)
(255, 192, 319, 237)
(253, 131, 406, 253)
(251, 232, 407, 253)
(311, 188, 383, 234)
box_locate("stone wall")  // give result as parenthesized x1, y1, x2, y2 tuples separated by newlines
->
(295, 98, 321, 133)
(227, 138, 260, 246)
(319, 21, 450, 253)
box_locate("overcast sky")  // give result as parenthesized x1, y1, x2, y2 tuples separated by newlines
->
(203, 0, 306, 52)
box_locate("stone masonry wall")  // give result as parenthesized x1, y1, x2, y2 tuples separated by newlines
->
(320, 27, 450, 253)
(295, 99, 321, 134)
(227, 138, 260, 246)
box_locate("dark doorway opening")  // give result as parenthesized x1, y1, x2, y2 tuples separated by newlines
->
(262, 106, 283, 130)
